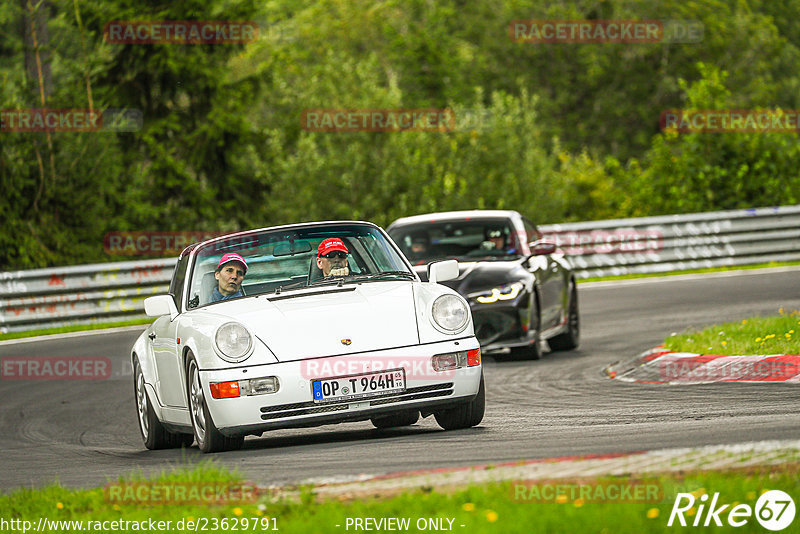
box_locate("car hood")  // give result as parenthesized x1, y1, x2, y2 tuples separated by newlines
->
(200, 282, 420, 361)
(412, 260, 524, 293)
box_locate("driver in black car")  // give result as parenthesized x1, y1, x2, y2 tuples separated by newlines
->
(483, 225, 508, 251)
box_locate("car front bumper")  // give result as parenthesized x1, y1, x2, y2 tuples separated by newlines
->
(200, 338, 482, 437)
(469, 300, 535, 352)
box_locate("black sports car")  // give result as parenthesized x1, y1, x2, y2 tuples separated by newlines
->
(387, 210, 578, 359)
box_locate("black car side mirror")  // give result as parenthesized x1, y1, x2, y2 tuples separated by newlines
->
(528, 240, 557, 256)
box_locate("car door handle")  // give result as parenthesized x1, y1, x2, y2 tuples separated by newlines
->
(148, 333, 156, 340)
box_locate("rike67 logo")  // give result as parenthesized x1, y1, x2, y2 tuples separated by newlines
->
(668, 490, 795, 531)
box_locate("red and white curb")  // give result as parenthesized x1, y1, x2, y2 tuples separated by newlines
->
(605, 347, 800, 384)
(262, 440, 800, 500)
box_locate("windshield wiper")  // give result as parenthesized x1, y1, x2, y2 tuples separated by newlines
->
(307, 277, 347, 288)
(349, 271, 417, 281)
(274, 280, 308, 294)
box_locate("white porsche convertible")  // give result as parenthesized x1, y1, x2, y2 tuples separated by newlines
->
(132, 221, 484, 453)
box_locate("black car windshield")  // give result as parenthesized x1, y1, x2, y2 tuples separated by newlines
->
(390, 219, 522, 265)
(186, 224, 411, 308)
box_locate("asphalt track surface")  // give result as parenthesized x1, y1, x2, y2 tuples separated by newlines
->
(1, 268, 799, 492)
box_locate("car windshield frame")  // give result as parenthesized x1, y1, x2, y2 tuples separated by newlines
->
(389, 218, 523, 265)
(184, 222, 414, 310)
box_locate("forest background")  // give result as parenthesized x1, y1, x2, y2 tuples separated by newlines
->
(2, 0, 799, 269)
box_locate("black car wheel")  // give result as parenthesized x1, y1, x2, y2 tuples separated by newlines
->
(434, 374, 485, 430)
(134, 358, 193, 450)
(510, 290, 541, 360)
(186, 353, 244, 453)
(371, 409, 420, 429)
(549, 283, 580, 351)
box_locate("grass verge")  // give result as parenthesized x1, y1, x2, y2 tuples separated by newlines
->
(0, 318, 150, 341)
(0, 461, 797, 533)
(664, 309, 800, 355)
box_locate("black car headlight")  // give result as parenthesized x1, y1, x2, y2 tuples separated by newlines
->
(472, 282, 524, 304)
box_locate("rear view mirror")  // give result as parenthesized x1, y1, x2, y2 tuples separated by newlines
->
(529, 240, 557, 256)
(273, 241, 313, 257)
(428, 260, 459, 283)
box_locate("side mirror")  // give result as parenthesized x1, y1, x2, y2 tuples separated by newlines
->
(428, 260, 459, 284)
(144, 295, 179, 319)
(529, 240, 557, 256)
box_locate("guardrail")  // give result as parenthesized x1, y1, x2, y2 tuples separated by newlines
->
(1, 205, 799, 333)
(0, 259, 175, 333)
(539, 204, 800, 279)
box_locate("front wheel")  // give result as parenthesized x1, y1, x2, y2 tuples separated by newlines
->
(434, 374, 485, 430)
(134, 358, 193, 450)
(186, 354, 243, 453)
(511, 292, 541, 360)
(549, 283, 580, 351)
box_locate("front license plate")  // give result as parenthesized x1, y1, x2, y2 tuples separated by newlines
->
(312, 369, 406, 403)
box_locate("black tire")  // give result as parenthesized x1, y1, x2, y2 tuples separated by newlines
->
(133, 358, 194, 450)
(186, 354, 244, 453)
(434, 374, 485, 430)
(511, 292, 541, 360)
(510, 341, 541, 360)
(371, 409, 419, 429)
(549, 283, 580, 351)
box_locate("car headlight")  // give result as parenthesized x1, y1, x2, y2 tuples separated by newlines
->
(474, 282, 523, 304)
(431, 294, 469, 333)
(214, 322, 253, 362)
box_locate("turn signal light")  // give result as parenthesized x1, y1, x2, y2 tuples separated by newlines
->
(467, 348, 481, 367)
(210, 381, 240, 399)
(210, 377, 280, 399)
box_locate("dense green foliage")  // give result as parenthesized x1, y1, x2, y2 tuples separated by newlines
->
(2, 0, 799, 268)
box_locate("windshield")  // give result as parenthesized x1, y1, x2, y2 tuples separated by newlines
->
(186, 224, 411, 308)
(389, 219, 521, 265)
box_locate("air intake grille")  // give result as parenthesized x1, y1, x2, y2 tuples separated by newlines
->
(259, 383, 454, 420)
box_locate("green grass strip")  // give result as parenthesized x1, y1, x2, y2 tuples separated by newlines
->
(664, 310, 800, 355)
(0, 461, 797, 533)
(578, 260, 800, 283)
(0, 318, 150, 341)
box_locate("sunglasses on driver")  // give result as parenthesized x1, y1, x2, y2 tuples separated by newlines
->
(320, 251, 348, 259)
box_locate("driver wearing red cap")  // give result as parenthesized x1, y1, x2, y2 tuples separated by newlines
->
(316, 238, 350, 278)
(211, 252, 248, 302)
